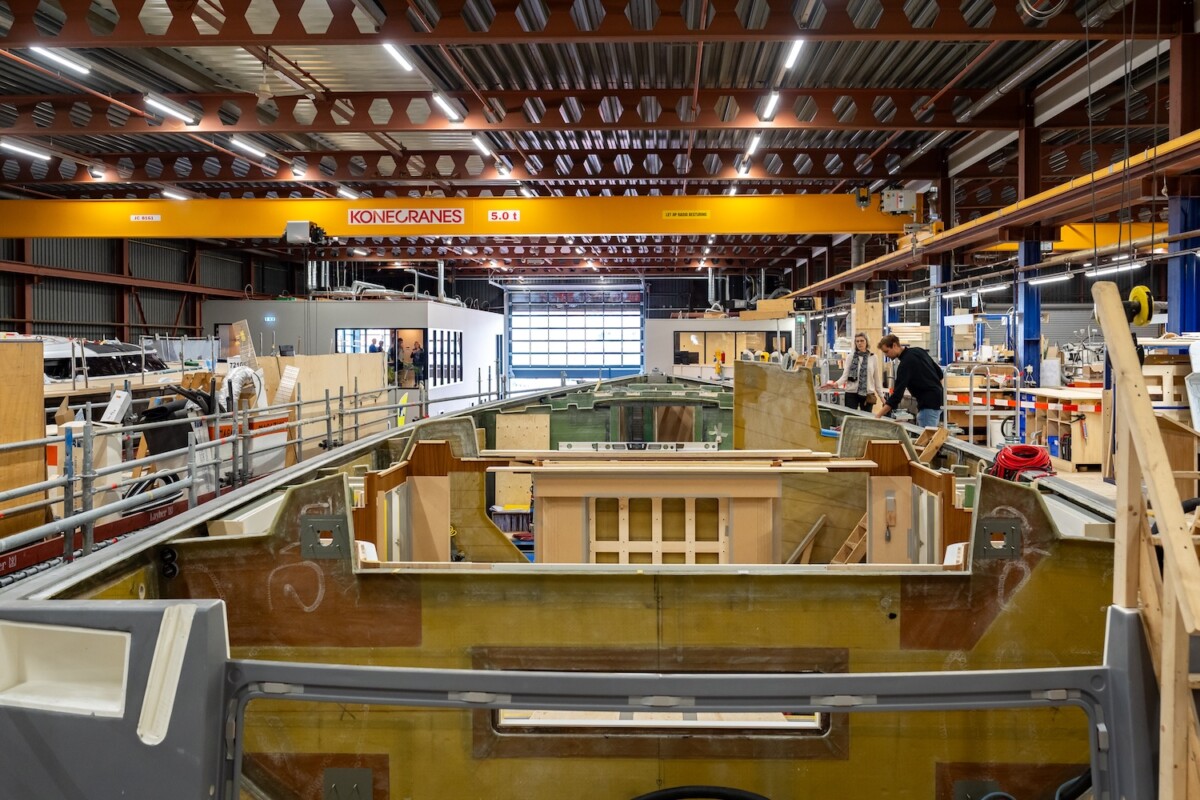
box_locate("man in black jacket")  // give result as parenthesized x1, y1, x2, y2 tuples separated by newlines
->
(874, 334, 944, 428)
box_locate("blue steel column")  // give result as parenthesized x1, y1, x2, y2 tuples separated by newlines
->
(1167, 196, 1200, 334)
(1016, 240, 1042, 387)
(929, 258, 953, 364)
(886, 279, 900, 326)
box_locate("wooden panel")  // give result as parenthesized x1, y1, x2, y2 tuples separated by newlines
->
(448, 471, 526, 563)
(654, 405, 695, 443)
(494, 412, 550, 506)
(863, 440, 911, 476)
(0, 342, 46, 538)
(780, 472, 867, 564)
(409, 476, 451, 561)
(729, 497, 775, 563)
(733, 361, 824, 451)
(867, 477, 913, 564)
(537, 496, 585, 563)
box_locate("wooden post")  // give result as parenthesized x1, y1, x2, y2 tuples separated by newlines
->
(1113, 411, 1143, 608)
(1092, 282, 1200, 631)
(1160, 573, 1190, 799)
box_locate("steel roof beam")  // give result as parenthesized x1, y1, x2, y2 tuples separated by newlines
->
(0, 89, 1023, 137)
(0, 0, 1171, 46)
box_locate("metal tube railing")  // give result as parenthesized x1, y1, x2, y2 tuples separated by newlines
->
(0, 478, 194, 555)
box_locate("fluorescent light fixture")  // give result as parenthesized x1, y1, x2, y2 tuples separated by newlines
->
(784, 40, 805, 69)
(0, 140, 51, 161)
(727, 186, 737, 196)
(699, 259, 707, 267)
(230, 137, 267, 159)
(943, 290, 969, 299)
(351, 247, 369, 256)
(1111, 253, 1131, 261)
(381, 43, 414, 71)
(976, 283, 1010, 294)
(472, 135, 492, 156)
(707, 235, 715, 243)
(890, 321, 921, 328)
(88, 165, 105, 179)
(762, 92, 780, 118)
(161, 189, 188, 200)
(696, 264, 703, 271)
(746, 133, 762, 156)
(520, 186, 535, 198)
(1086, 261, 1144, 278)
(336, 186, 359, 199)
(1028, 273, 1073, 286)
(832, 310, 848, 317)
(587, 260, 597, 271)
(703, 247, 710, 255)
(291, 162, 306, 177)
(575, 247, 584, 255)
(30, 46, 90, 75)
(737, 160, 751, 176)
(887, 301, 905, 308)
(432, 94, 462, 121)
(145, 94, 198, 125)
(906, 297, 928, 305)
(496, 161, 511, 176)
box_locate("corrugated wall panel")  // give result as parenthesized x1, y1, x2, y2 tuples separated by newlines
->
(0, 239, 17, 260)
(31, 238, 115, 273)
(258, 262, 290, 296)
(200, 253, 245, 290)
(453, 279, 502, 311)
(33, 278, 116, 339)
(130, 239, 188, 283)
(130, 288, 192, 335)
(0, 273, 14, 330)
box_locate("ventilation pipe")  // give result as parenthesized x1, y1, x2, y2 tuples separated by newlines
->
(707, 267, 716, 306)
(759, 268, 767, 302)
(437, 259, 446, 301)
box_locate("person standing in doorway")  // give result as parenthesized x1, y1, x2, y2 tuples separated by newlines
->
(874, 333, 944, 428)
(410, 341, 426, 384)
(368, 338, 381, 353)
(829, 332, 883, 412)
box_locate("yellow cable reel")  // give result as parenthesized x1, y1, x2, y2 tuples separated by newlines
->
(1127, 285, 1153, 327)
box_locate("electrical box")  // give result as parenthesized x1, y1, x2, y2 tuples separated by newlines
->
(880, 190, 917, 215)
(284, 220, 313, 244)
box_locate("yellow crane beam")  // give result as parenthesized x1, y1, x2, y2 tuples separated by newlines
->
(981, 223, 1167, 253)
(0, 195, 913, 240)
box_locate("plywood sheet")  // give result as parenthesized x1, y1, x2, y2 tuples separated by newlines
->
(409, 476, 451, 562)
(733, 361, 823, 450)
(449, 471, 526, 562)
(654, 406, 695, 442)
(867, 476, 913, 564)
(0, 342, 46, 538)
(780, 472, 867, 564)
(495, 412, 550, 507)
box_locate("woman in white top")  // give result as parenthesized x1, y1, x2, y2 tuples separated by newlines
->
(834, 332, 883, 412)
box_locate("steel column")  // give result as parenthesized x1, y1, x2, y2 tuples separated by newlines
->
(886, 279, 900, 326)
(1016, 240, 1043, 386)
(1167, 196, 1200, 334)
(930, 257, 954, 364)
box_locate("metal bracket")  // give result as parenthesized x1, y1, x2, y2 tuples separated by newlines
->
(323, 767, 372, 799)
(976, 517, 1020, 560)
(300, 515, 350, 560)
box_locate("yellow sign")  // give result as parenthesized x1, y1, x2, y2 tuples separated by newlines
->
(662, 210, 711, 220)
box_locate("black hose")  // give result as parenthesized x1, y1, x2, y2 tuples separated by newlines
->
(1055, 767, 1093, 800)
(1149, 497, 1200, 535)
(630, 788, 770, 800)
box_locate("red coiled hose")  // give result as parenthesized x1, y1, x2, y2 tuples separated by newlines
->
(988, 444, 1055, 481)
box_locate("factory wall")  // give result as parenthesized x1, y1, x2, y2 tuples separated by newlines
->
(645, 317, 795, 375)
(201, 298, 503, 414)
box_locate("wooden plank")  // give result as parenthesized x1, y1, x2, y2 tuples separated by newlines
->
(786, 515, 825, 565)
(1093, 281, 1200, 633)
(1113, 411, 1143, 609)
(409, 476, 451, 561)
(272, 365, 300, 406)
(0, 342, 47, 538)
(1157, 416, 1200, 502)
(917, 426, 949, 464)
